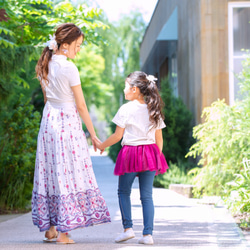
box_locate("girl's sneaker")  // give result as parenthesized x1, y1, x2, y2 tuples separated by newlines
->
(115, 228, 135, 243)
(138, 235, 154, 245)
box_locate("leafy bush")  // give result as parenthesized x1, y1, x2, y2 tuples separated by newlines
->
(153, 162, 193, 188)
(187, 55, 250, 197)
(160, 77, 194, 167)
(108, 122, 122, 162)
(0, 95, 40, 211)
(224, 158, 250, 214)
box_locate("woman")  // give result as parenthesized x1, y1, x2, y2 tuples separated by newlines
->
(32, 23, 111, 244)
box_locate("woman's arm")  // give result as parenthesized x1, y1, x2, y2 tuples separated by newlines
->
(99, 125, 125, 151)
(41, 84, 47, 104)
(71, 85, 99, 149)
(155, 129, 163, 153)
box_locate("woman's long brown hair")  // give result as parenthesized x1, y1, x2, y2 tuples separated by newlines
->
(35, 23, 84, 85)
(126, 71, 165, 128)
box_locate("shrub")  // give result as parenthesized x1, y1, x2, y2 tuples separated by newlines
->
(153, 161, 193, 188)
(224, 158, 250, 214)
(160, 77, 194, 167)
(187, 55, 250, 197)
(108, 121, 122, 162)
(0, 94, 40, 211)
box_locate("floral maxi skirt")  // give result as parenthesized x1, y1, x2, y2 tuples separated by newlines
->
(32, 101, 111, 232)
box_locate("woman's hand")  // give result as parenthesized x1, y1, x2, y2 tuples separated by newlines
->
(91, 136, 105, 154)
(91, 136, 101, 152)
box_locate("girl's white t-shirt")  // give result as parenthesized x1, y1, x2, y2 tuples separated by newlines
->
(112, 100, 166, 146)
(44, 54, 81, 102)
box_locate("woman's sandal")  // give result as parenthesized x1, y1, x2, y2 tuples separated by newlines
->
(56, 238, 75, 244)
(43, 231, 58, 243)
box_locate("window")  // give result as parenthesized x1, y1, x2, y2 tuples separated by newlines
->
(170, 54, 178, 97)
(228, 2, 250, 104)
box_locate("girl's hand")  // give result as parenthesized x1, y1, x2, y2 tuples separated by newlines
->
(97, 142, 105, 154)
(92, 136, 105, 154)
(99, 143, 105, 155)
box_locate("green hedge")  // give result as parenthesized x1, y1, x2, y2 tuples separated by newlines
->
(0, 95, 40, 211)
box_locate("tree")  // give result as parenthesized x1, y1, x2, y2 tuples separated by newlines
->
(97, 12, 146, 161)
(0, 0, 108, 101)
(75, 44, 113, 107)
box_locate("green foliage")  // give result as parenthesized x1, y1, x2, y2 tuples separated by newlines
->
(47, 1, 108, 45)
(0, 95, 40, 210)
(153, 162, 193, 188)
(75, 44, 113, 107)
(0, 46, 36, 101)
(0, 0, 108, 100)
(224, 158, 250, 214)
(99, 12, 146, 116)
(116, 12, 146, 76)
(0, 0, 107, 47)
(160, 77, 194, 165)
(108, 122, 122, 163)
(187, 55, 250, 197)
(1, 0, 53, 47)
(0, 26, 15, 48)
(100, 12, 147, 162)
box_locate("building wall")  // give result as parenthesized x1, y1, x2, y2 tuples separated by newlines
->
(140, 0, 245, 125)
(178, 0, 202, 124)
(140, 0, 203, 124)
(140, 1, 178, 68)
(200, 0, 230, 119)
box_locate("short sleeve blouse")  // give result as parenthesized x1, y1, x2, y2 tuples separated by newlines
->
(44, 54, 81, 103)
(112, 100, 166, 146)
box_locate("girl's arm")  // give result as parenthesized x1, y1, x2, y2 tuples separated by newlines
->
(71, 85, 100, 150)
(99, 125, 125, 151)
(155, 129, 163, 153)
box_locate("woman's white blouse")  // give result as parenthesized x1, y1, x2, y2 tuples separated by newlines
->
(112, 100, 166, 146)
(44, 54, 81, 103)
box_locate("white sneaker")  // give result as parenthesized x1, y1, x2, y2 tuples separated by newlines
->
(115, 228, 135, 243)
(138, 235, 154, 245)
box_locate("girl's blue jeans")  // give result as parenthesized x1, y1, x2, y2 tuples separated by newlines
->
(118, 170, 156, 235)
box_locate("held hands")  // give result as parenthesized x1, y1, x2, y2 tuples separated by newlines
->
(91, 136, 105, 154)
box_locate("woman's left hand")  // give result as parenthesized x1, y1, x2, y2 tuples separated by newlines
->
(91, 136, 100, 152)
(92, 136, 105, 154)
(92, 136, 106, 153)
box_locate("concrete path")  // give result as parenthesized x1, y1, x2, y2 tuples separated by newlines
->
(0, 155, 249, 249)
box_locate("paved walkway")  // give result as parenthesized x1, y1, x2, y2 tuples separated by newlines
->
(0, 156, 250, 249)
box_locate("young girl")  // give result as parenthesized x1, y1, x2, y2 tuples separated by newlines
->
(32, 23, 111, 244)
(98, 71, 168, 245)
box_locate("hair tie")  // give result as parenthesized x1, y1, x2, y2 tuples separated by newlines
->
(43, 34, 58, 52)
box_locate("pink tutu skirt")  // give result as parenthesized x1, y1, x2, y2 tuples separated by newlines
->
(114, 144, 169, 176)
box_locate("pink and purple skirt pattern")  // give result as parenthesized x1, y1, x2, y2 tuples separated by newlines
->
(32, 101, 111, 232)
(114, 144, 169, 176)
